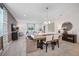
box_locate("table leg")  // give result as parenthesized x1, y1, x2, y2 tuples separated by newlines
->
(37, 40, 40, 48)
(57, 40, 59, 48)
(40, 40, 43, 49)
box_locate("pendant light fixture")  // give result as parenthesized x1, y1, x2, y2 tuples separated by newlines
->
(44, 6, 51, 25)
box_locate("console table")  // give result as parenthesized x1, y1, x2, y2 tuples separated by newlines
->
(62, 34, 77, 43)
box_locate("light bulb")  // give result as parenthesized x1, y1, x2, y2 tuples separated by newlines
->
(48, 21, 51, 24)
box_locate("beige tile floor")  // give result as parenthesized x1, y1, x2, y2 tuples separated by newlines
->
(1, 35, 79, 56)
(1, 36, 26, 56)
(27, 40, 79, 56)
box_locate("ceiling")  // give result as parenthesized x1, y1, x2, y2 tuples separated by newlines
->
(4, 3, 79, 22)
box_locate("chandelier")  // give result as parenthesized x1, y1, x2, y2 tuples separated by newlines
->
(44, 7, 51, 25)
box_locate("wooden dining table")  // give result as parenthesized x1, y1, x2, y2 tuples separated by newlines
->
(27, 32, 60, 53)
(33, 33, 54, 49)
(33, 33, 60, 52)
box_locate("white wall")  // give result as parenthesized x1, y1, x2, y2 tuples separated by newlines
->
(49, 4, 79, 43)
(17, 4, 79, 43)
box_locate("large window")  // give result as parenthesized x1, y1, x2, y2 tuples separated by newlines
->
(3, 7, 8, 49)
(0, 7, 3, 36)
(0, 5, 8, 49)
(27, 23, 35, 35)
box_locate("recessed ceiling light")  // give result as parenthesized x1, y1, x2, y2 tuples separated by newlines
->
(24, 14, 26, 16)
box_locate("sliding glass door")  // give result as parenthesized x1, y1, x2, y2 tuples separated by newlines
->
(0, 6, 3, 37)
(3, 7, 8, 49)
(0, 6, 3, 50)
(0, 5, 8, 50)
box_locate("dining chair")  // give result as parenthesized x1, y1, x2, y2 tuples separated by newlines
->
(51, 34, 60, 50)
(43, 35, 53, 52)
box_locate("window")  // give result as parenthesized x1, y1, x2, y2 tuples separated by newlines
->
(0, 7, 3, 36)
(0, 5, 8, 49)
(27, 23, 35, 35)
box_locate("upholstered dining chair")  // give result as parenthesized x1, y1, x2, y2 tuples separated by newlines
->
(43, 35, 53, 52)
(43, 34, 60, 52)
(51, 34, 60, 50)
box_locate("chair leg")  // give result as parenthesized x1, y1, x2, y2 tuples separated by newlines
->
(46, 43, 48, 52)
(51, 42, 55, 50)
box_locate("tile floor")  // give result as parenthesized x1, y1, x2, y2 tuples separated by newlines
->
(1, 35, 79, 56)
(1, 36, 26, 56)
(27, 40, 79, 56)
